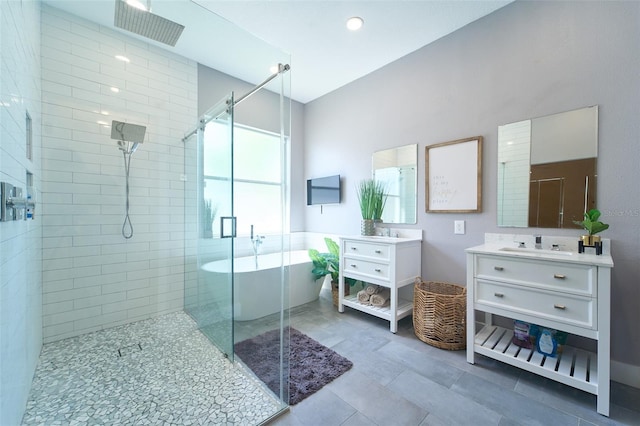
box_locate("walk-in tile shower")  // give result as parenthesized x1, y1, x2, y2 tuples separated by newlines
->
(1, 1, 292, 424)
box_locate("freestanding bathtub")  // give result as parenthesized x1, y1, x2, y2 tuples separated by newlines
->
(200, 250, 322, 321)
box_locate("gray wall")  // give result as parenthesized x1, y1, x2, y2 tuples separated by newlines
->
(303, 1, 640, 375)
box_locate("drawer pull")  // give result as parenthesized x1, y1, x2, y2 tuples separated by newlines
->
(554, 304, 566, 310)
(374, 268, 382, 272)
(494, 266, 504, 271)
(350, 264, 357, 268)
(553, 274, 566, 279)
(494, 292, 504, 298)
(350, 247, 357, 250)
(375, 250, 382, 254)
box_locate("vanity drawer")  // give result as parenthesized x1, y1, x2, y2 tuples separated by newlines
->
(343, 258, 390, 281)
(475, 279, 595, 329)
(343, 241, 390, 261)
(476, 255, 595, 296)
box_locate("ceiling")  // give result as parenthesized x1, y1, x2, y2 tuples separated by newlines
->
(43, 0, 513, 104)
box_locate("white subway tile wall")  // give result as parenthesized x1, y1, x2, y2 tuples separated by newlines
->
(40, 6, 197, 343)
(0, 2, 43, 424)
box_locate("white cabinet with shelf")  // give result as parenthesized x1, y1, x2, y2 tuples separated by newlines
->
(338, 234, 422, 333)
(466, 236, 613, 416)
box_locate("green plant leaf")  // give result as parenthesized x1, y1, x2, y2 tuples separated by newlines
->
(308, 249, 323, 264)
(587, 208, 601, 222)
(573, 208, 609, 235)
(325, 237, 339, 258)
(357, 179, 388, 220)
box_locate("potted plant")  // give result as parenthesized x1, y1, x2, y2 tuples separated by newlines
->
(308, 237, 356, 307)
(357, 179, 387, 236)
(202, 199, 217, 238)
(573, 208, 609, 246)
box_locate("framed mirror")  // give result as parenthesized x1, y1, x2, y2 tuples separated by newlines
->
(497, 106, 598, 228)
(373, 144, 417, 224)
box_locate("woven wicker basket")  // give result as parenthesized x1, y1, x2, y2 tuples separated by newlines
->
(413, 278, 466, 350)
(331, 282, 350, 307)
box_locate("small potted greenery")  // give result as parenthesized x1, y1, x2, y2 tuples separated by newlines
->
(202, 199, 217, 238)
(308, 237, 356, 307)
(573, 208, 609, 246)
(357, 179, 387, 236)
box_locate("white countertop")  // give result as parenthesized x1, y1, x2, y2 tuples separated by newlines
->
(340, 235, 422, 244)
(467, 233, 613, 267)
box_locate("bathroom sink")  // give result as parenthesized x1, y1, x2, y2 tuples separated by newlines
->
(499, 247, 573, 256)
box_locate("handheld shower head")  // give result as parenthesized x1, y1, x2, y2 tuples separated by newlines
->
(112, 120, 147, 239)
(111, 120, 146, 143)
(111, 120, 146, 154)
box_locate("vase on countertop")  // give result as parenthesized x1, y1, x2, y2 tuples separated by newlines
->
(580, 234, 601, 246)
(361, 219, 375, 236)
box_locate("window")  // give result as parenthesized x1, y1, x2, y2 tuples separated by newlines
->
(202, 122, 287, 237)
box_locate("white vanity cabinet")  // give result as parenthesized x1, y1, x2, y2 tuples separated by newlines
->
(338, 235, 422, 333)
(466, 244, 613, 416)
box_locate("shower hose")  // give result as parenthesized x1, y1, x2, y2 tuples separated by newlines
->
(122, 151, 134, 239)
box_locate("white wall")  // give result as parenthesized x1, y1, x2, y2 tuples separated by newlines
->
(303, 1, 640, 379)
(39, 6, 197, 343)
(0, 2, 43, 424)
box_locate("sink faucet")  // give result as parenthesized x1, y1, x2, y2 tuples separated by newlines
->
(535, 235, 542, 249)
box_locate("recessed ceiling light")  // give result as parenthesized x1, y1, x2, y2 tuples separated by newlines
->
(110, 87, 120, 93)
(115, 55, 130, 63)
(346, 17, 364, 31)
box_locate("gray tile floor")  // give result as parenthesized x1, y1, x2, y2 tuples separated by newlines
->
(271, 286, 640, 426)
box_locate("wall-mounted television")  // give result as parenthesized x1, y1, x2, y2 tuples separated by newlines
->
(307, 175, 341, 205)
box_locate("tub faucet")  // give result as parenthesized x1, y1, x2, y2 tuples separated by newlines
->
(251, 225, 265, 269)
(252, 234, 264, 255)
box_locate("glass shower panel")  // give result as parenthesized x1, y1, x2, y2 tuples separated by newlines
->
(185, 93, 235, 360)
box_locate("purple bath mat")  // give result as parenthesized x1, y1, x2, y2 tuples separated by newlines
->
(234, 327, 352, 405)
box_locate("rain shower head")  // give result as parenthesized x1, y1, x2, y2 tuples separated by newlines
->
(114, 0, 185, 47)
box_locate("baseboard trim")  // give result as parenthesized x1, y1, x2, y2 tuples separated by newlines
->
(611, 360, 640, 389)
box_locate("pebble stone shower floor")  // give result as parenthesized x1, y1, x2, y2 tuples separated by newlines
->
(21, 312, 283, 425)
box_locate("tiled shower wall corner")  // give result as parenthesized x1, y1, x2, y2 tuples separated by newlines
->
(40, 6, 197, 343)
(0, 2, 43, 424)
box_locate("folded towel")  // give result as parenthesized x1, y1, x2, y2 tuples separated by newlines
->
(364, 284, 380, 295)
(357, 290, 371, 305)
(370, 288, 390, 307)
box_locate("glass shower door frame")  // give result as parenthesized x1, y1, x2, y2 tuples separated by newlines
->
(191, 93, 236, 360)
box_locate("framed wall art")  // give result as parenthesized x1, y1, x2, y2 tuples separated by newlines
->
(425, 136, 483, 213)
